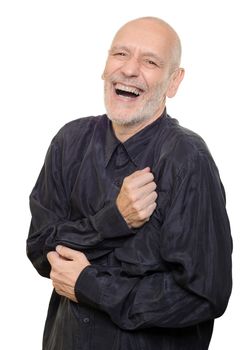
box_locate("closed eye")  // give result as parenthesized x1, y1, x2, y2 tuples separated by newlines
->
(115, 52, 127, 56)
(148, 60, 157, 66)
(111, 51, 129, 60)
(143, 59, 159, 68)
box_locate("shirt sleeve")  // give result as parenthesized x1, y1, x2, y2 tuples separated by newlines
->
(74, 153, 232, 329)
(26, 138, 132, 278)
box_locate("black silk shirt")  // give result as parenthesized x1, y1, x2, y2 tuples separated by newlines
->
(27, 110, 232, 350)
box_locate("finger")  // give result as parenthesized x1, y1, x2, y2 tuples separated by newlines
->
(127, 168, 151, 183)
(135, 190, 158, 210)
(127, 172, 155, 190)
(56, 245, 82, 261)
(134, 181, 157, 200)
(137, 202, 157, 221)
(130, 167, 150, 178)
(47, 251, 60, 264)
(145, 202, 157, 217)
(52, 280, 78, 300)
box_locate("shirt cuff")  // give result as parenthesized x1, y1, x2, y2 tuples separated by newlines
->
(92, 201, 133, 239)
(75, 265, 103, 307)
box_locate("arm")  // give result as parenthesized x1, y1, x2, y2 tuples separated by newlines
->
(26, 138, 132, 278)
(71, 154, 231, 329)
(27, 138, 157, 278)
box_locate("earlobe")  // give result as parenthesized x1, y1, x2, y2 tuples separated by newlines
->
(166, 68, 185, 98)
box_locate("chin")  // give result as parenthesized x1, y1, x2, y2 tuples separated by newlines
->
(107, 111, 151, 126)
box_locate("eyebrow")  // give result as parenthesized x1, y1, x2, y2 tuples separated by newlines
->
(109, 45, 165, 66)
(109, 45, 131, 53)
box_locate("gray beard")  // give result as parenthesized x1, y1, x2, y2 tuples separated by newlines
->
(106, 110, 152, 126)
(105, 83, 167, 127)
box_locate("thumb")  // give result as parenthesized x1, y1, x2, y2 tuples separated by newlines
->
(139, 167, 150, 173)
(131, 167, 150, 179)
(56, 245, 81, 260)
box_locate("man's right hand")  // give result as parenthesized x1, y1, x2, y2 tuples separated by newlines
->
(116, 167, 157, 228)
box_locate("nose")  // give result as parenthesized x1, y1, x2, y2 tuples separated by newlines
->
(120, 56, 140, 77)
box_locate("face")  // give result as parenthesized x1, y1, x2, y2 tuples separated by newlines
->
(102, 20, 177, 126)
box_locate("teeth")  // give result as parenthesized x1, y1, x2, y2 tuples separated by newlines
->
(115, 83, 141, 96)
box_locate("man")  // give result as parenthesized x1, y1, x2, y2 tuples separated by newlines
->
(27, 17, 232, 350)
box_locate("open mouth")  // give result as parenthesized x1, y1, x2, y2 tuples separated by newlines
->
(114, 83, 143, 99)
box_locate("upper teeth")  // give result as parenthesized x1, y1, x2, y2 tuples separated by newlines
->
(115, 83, 140, 96)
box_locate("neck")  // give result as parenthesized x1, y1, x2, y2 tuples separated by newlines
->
(112, 107, 165, 143)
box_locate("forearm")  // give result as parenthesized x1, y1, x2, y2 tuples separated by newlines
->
(74, 265, 227, 330)
(27, 199, 132, 277)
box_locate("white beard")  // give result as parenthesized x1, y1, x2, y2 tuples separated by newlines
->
(104, 80, 168, 126)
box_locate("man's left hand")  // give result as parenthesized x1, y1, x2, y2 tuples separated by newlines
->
(47, 245, 90, 302)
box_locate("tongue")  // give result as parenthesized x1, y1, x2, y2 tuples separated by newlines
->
(116, 89, 138, 98)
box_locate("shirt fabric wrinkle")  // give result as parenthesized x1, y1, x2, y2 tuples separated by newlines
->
(26, 109, 232, 350)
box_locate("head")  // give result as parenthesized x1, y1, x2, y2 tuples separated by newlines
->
(102, 17, 185, 127)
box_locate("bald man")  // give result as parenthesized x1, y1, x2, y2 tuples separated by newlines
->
(27, 17, 232, 350)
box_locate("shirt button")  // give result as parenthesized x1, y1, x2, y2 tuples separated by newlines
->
(83, 317, 90, 324)
(114, 179, 121, 186)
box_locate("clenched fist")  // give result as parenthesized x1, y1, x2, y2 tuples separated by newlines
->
(116, 167, 157, 228)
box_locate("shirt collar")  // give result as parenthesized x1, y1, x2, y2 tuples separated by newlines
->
(104, 109, 167, 167)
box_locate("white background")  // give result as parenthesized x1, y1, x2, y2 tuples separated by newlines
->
(0, 0, 246, 349)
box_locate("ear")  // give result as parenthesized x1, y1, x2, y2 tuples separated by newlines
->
(166, 68, 185, 98)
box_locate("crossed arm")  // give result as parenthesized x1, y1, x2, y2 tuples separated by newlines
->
(47, 167, 157, 302)
(36, 149, 232, 329)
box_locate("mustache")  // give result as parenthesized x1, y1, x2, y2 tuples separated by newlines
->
(102, 72, 147, 91)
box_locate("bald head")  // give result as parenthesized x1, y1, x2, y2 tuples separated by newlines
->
(111, 16, 182, 73)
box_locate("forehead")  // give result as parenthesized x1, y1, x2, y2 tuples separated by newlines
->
(111, 20, 172, 58)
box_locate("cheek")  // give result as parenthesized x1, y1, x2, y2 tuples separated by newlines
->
(147, 74, 163, 87)
(103, 59, 124, 79)
(150, 74, 170, 94)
